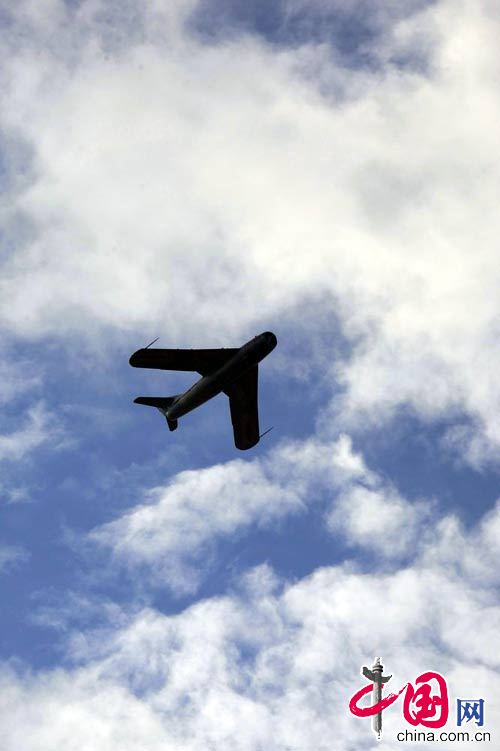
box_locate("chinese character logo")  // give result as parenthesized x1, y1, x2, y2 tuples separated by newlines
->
(349, 658, 449, 739)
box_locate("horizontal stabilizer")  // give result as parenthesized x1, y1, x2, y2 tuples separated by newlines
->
(134, 396, 180, 431)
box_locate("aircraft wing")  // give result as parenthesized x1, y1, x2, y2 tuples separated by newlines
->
(224, 365, 260, 450)
(129, 347, 239, 376)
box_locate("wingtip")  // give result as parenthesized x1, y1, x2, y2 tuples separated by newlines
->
(129, 350, 144, 367)
(234, 436, 260, 450)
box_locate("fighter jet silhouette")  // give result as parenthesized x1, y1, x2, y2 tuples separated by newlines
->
(130, 331, 277, 450)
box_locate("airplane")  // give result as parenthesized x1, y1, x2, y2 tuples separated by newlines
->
(129, 331, 277, 450)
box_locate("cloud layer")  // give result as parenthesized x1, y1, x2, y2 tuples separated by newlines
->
(2, 2, 500, 749)
(3, 507, 500, 750)
(89, 435, 365, 593)
(1, 0, 500, 462)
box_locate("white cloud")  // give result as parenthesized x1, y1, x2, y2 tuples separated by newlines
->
(2, 533, 500, 750)
(89, 434, 377, 594)
(327, 484, 432, 559)
(1, 5, 499, 749)
(273, 433, 374, 491)
(90, 427, 493, 604)
(418, 499, 500, 591)
(2, 430, 499, 749)
(86, 425, 500, 613)
(0, 0, 500, 463)
(90, 454, 303, 595)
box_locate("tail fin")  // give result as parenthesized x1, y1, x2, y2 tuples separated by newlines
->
(134, 396, 180, 432)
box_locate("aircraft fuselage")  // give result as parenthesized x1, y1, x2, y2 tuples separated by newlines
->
(167, 331, 277, 420)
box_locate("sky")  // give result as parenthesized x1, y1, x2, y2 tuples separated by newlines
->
(1, 0, 500, 748)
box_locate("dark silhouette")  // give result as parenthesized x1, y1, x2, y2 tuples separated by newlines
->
(130, 332, 277, 450)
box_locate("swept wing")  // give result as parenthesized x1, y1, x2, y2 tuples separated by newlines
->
(129, 347, 238, 376)
(224, 365, 259, 450)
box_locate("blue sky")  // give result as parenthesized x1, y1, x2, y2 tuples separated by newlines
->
(1, 1, 500, 748)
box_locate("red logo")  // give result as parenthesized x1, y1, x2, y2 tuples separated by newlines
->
(349, 658, 449, 738)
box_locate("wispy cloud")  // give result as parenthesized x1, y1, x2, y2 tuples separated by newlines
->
(89, 455, 304, 595)
(0, 358, 41, 406)
(0, 544, 29, 573)
(0, 401, 66, 462)
(88, 434, 373, 594)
